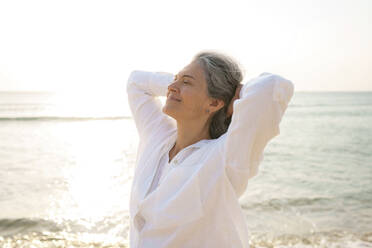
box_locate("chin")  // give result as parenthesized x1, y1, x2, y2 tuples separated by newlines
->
(162, 105, 178, 119)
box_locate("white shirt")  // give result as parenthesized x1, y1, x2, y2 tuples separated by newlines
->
(126, 70, 294, 248)
(147, 144, 201, 196)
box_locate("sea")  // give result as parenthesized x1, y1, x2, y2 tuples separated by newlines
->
(0, 91, 371, 248)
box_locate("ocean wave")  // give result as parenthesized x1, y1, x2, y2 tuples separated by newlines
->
(0, 228, 370, 248)
(0, 218, 61, 237)
(0, 217, 120, 237)
(241, 196, 332, 211)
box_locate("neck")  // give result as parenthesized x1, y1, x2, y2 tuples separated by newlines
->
(172, 118, 211, 154)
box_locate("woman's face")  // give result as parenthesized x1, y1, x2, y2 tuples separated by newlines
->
(162, 60, 213, 121)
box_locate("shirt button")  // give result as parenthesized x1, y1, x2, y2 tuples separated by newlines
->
(134, 214, 146, 231)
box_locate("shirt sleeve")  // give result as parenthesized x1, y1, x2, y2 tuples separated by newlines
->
(221, 72, 295, 198)
(126, 70, 176, 143)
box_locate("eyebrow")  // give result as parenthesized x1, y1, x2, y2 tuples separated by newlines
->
(175, 74, 196, 80)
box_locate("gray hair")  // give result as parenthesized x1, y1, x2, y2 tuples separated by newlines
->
(191, 50, 244, 139)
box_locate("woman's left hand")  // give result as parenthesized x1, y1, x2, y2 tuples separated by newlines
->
(226, 83, 243, 118)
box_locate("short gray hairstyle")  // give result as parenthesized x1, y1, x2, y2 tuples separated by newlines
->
(191, 50, 244, 139)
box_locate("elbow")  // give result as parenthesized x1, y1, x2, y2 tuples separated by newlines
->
(272, 76, 294, 116)
(259, 72, 294, 100)
(273, 75, 294, 102)
(127, 70, 138, 84)
(126, 70, 142, 93)
(126, 71, 135, 91)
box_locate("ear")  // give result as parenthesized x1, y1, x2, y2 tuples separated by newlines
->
(208, 98, 225, 114)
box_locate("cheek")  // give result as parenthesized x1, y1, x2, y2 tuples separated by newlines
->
(183, 93, 206, 113)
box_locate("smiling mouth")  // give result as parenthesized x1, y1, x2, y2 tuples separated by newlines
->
(168, 96, 181, 102)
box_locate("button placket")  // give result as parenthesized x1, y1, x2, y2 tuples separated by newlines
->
(170, 150, 185, 166)
(171, 148, 193, 167)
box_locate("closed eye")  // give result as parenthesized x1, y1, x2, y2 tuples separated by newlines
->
(173, 76, 190, 85)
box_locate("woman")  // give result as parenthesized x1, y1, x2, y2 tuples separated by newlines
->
(126, 50, 294, 248)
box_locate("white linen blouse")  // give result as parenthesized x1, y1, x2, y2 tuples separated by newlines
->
(126, 70, 294, 248)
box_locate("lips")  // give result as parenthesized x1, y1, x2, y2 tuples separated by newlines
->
(168, 95, 181, 102)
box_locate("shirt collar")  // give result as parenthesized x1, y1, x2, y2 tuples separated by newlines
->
(164, 130, 214, 151)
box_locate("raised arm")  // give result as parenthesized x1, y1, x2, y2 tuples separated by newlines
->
(126, 70, 176, 143)
(220, 72, 294, 197)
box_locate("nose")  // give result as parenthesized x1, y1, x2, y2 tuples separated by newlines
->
(167, 82, 179, 96)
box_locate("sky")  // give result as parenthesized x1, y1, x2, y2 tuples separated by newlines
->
(0, 0, 371, 94)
